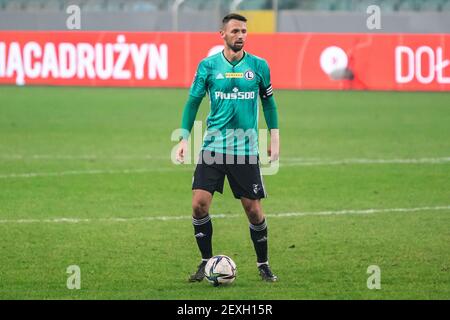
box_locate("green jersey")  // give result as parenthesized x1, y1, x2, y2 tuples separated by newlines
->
(189, 51, 275, 156)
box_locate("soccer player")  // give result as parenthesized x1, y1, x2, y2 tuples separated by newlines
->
(176, 13, 279, 282)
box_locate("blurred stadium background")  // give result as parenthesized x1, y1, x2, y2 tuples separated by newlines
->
(0, 0, 449, 299)
(1, 0, 450, 32)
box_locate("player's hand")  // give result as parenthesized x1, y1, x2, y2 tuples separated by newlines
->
(176, 139, 188, 163)
(268, 129, 279, 162)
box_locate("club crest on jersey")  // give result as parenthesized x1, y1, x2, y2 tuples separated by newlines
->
(245, 70, 255, 80)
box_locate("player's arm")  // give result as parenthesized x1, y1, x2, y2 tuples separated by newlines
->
(176, 61, 208, 163)
(259, 61, 279, 162)
(180, 95, 203, 140)
(176, 95, 203, 163)
(262, 96, 279, 162)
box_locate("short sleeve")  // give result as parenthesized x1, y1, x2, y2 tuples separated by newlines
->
(259, 59, 273, 100)
(189, 61, 208, 98)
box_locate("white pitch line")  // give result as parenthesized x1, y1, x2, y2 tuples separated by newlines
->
(0, 154, 168, 160)
(281, 157, 450, 166)
(0, 167, 192, 179)
(0, 157, 449, 179)
(0, 205, 448, 224)
(1, 154, 450, 164)
(1, 156, 450, 180)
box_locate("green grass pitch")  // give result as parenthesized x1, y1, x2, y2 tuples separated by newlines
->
(0, 86, 449, 299)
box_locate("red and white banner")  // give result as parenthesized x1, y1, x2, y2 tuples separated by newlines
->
(0, 31, 449, 91)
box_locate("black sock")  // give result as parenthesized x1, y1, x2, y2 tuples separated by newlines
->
(192, 214, 213, 261)
(249, 219, 268, 264)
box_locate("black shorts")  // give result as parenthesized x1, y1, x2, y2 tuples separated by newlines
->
(192, 150, 267, 199)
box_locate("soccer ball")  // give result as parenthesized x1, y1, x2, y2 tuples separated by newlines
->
(204, 255, 237, 286)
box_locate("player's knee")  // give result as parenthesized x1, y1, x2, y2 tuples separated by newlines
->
(192, 199, 209, 218)
(243, 201, 256, 213)
(248, 212, 264, 225)
(244, 205, 264, 224)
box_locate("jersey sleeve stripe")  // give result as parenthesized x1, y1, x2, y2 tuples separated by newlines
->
(262, 84, 273, 98)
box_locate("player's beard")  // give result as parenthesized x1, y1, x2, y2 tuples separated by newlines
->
(227, 39, 244, 53)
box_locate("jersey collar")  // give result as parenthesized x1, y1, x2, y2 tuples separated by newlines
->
(221, 50, 246, 68)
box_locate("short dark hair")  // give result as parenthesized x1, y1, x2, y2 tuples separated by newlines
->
(222, 13, 247, 26)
